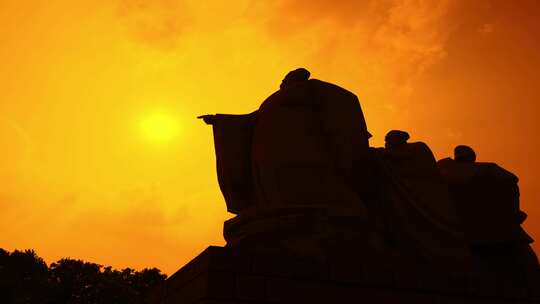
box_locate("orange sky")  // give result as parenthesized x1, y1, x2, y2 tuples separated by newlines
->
(1, 0, 539, 275)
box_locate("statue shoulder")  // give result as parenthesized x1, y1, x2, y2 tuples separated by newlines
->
(408, 141, 436, 158)
(409, 141, 431, 151)
(437, 157, 454, 166)
(475, 162, 518, 183)
(308, 79, 358, 100)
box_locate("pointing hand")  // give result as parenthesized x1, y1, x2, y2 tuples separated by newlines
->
(197, 114, 216, 125)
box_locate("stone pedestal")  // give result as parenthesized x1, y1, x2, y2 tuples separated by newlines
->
(148, 246, 540, 304)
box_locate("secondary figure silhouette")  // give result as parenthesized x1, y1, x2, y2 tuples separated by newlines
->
(438, 145, 539, 282)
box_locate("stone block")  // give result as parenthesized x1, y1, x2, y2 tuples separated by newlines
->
(150, 247, 540, 304)
(164, 272, 206, 304)
(328, 259, 363, 284)
(329, 258, 395, 288)
(196, 246, 252, 274)
(265, 277, 330, 303)
(499, 278, 527, 301)
(236, 274, 265, 301)
(393, 265, 423, 291)
(419, 271, 460, 294)
(161, 271, 235, 304)
(467, 272, 500, 298)
(205, 271, 236, 300)
(251, 253, 327, 280)
(359, 261, 395, 287)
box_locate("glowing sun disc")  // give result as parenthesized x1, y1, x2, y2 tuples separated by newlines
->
(141, 112, 178, 143)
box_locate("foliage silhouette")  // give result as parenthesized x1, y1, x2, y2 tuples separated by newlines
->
(0, 248, 166, 304)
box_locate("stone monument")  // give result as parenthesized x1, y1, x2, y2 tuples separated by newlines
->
(149, 69, 540, 304)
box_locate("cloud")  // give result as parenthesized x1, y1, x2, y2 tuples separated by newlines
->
(116, 0, 192, 49)
(374, 0, 454, 73)
(222, 0, 459, 127)
(68, 185, 190, 234)
(478, 23, 495, 34)
(269, 1, 454, 82)
(0, 184, 193, 273)
(113, 0, 459, 110)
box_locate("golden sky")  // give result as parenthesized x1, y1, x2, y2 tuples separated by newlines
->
(1, 0, 539, 275)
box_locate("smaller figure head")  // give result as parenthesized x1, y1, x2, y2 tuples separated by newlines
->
(385, 130, 410, 149)
(280, 68, 310, 89)
(454, 145, 476, 162)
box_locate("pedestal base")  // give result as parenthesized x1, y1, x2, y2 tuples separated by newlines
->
(148, 246, 540, 304)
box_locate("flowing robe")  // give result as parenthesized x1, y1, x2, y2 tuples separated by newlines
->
(210, 79, 375, 254)
(251, 79, 372, 214)
(437, 158, 532, 244)
(376, 143, 472, 269)
(210, 79, 372, 216)
(211, 113, 256, 214)
(437, 158, 538, 279)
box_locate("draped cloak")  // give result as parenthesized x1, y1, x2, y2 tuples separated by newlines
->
(377, 143, 472, 269)
(211, 79, 372, 216)
(437, 158, 532, 244)
(211, 112, 256, 214)
(251, 79, 372, 213)
(211, 79, 375, 253)
(209, 79, 472, 268)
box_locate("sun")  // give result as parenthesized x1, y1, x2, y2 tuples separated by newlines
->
(140, 112, 178, 143)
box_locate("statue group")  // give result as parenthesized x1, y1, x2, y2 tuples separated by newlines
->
(199, 68, 538, 284)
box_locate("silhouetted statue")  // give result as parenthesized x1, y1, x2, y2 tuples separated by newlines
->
(370, 130, 471, 271)
(251, 69, 373, 210)
(198, 112, 257, 214)
(200, 68, 381, 260)
(384, 129, 410, 149)
(438, 146, 539, 280)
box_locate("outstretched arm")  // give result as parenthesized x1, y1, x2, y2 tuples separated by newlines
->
(197, 114, 216, 125)
(198, 111, 258, 126)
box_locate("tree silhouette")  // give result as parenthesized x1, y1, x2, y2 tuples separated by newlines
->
(0, 248, 166, 304)
(0, 249, 50, 303)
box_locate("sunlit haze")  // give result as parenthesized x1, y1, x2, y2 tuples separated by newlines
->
(1, 0, 539, 275)
(141, 112, 179, 143)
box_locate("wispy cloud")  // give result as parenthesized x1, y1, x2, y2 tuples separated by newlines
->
(116, 0, 192, 49)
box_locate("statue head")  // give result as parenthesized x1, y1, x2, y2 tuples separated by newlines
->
(280, 68, 310, 89)
(385, 130, 410, 149)
(454, 145, 476, 162)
